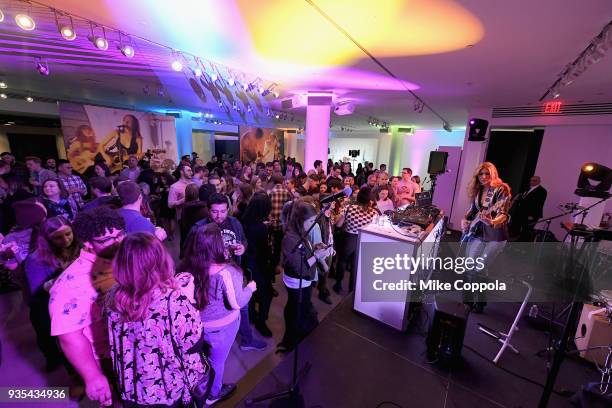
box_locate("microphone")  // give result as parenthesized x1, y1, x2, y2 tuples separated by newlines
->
(320, 186, 352, 204)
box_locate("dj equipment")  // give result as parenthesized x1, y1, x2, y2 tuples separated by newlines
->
(415, 191, 432, 207)
(426, 300, 469, 365)
(427, 151, 448, 175)
(391, 205, 440, 228)
(468, 118, 488, 141)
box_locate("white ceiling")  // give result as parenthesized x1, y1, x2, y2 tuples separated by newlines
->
(0, 0, 610, 130)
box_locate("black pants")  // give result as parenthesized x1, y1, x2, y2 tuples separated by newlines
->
(249, 266, 273, 322)
(29, 292, 63, 364)
(282, 285, 318, 349)
(335, 233, 358, 291)
(269, 228, 283, 269)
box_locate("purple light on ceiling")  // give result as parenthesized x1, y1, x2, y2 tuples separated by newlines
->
(291, 67, 419, 92)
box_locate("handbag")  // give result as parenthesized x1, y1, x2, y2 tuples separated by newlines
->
(166, 292, 215, 408)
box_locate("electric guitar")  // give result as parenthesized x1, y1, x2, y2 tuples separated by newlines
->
(460, 199, 507, 243)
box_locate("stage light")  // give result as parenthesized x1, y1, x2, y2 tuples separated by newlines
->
(228, 77, 235, 86)
(275, 113, 280, 119)
(210, 72, 218, 82)
(0, 94, 7, 99)
(273, 91, 280, 98)
(15, 14, 35, 31)
(194, 68, 202, 77)
(258, 86, 264, 95)
(120, 44, 135, 58)
(247, 104, 252, 113)
(0, 9, 4, 23)
(576, 162, 611, 198)
(218, 99, 223, 108)
(0, 82, 6, 89)
(25, 96, 34, 103)
(443, 122, 452, 132)
(171, 60, 183, 71)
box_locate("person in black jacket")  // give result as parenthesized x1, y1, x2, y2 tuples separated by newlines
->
(278, 200, 332, 352)
(510, 176, 547, 241)
(241, 192, 274, 337)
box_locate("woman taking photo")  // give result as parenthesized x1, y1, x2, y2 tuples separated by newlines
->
(107, 233, 207, 407)
(25, 216, 80, 371)
(334, 186, 380, 293)
(41, 179, 78, 222)
(278, 201, 332, 353)
(180, 223, 256, 405)
(461, 162, 511, 312)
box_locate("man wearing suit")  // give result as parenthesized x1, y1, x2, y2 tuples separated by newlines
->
(511, 176, 547, 241)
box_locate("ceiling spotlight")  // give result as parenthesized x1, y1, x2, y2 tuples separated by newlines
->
(0, 94, 7, 99)
(120, 44, 135, 58)
(15, 13, 35, 31)
(273, 91, 280, 98)
(36, 59, 49, 76)
(60, 25, 76, 41)
(258, 86, 264, 95)
(247, 104, 252, 113)
(218, 99, 223, 108)
(143, 84, 150, 95)
(194, 68, 202, 77)
(275, 113, 280, 119)
(228, 77, 235, 86)
(232, 101, 239, 111)
(443, 122, 452, 132)
(0, 9, 4, 23)
(210, 72, 218, 82)
(157, 87, 165, 97)
(25, 96, 34, 103)
(0, 82, 6, 89)
(171, 60, 183, 71)
(93, 36, 108, 50)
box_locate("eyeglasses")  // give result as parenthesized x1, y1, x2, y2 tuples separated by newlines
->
(92, 231, 124, 245)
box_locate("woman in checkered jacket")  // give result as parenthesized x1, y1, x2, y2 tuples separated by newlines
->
(333, 187, 380, 293)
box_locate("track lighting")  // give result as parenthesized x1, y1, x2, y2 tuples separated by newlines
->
(15, 13, 35, 31)
(171, 60, 183, 71)
(0, 9, 4, 23)
(0, 82, 6, 89)
(120, 44, 134, 58)
(25, 96, 34, 103)
(60, 25, 76, 40)
(0, 94, 7, 99)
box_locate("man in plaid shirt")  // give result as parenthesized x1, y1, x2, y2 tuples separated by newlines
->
(57, 160, 87, 209)
(268, 173, 292, 269)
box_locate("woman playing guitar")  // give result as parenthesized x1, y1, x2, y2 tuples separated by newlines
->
(460, 162, 511, 312)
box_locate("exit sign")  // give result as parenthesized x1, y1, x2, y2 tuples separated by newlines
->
(543, 101, 562, 113)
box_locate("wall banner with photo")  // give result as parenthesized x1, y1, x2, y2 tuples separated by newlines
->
(239, 126, 284, 163)
(58, 102, 178, 175)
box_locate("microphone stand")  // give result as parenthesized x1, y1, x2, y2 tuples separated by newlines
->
(245, 202, 333, 407)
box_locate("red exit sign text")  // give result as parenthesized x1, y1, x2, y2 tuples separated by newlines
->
(543, 101, 562, 113)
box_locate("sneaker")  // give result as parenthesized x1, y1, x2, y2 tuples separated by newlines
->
(255, 321, 273, 338)
(240, 338, 267, 351)
(205, 383, 237, 406)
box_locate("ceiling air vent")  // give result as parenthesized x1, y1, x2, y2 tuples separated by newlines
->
(492, 102, 612, 118)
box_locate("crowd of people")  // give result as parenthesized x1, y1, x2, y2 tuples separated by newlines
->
(0, 150, 424, 406)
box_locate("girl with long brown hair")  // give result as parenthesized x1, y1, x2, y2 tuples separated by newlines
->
(107, 233, 206, 406)
(179, 223, 256, 405)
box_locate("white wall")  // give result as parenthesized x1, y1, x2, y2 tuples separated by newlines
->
(400, 129, 465, 178)
(535, 125, 612, 239)
(329, 137, 378, 166)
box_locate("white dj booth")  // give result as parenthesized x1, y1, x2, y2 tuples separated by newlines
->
(353, 216, 446, 331)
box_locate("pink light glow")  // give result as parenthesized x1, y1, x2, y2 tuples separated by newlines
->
(305, 104, 331, 172)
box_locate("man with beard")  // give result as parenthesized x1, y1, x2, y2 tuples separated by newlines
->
(192, 193, 267, 351)
(49, 206, 125, 406)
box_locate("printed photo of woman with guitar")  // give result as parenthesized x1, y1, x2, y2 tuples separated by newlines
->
(98, 114, 143, 173)
(461, 162, 511, 312)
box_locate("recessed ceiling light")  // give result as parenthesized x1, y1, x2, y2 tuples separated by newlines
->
(15, 13, 35, 31)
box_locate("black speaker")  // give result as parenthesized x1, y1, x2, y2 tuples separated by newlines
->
(426, 300, 469, 365)
(427, 151, 448, 174)
(468, 118, 488, 141)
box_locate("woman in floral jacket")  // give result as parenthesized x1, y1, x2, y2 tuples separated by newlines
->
(106, 232, 206, 406)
